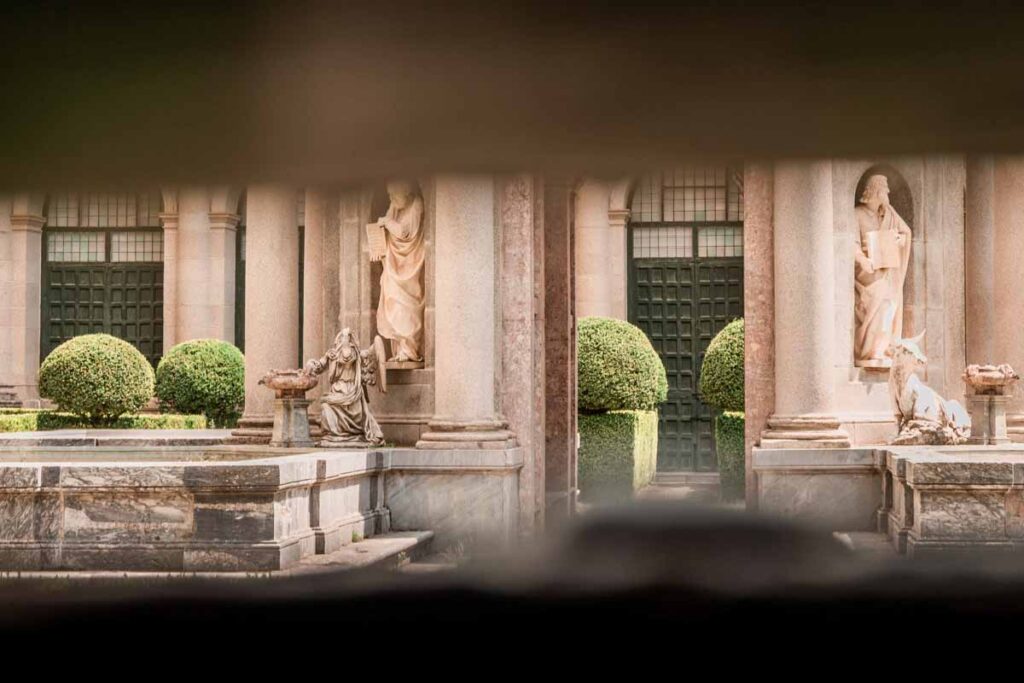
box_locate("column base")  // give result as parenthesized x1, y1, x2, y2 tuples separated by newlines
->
(229, 416, 274, 445)
(760, 414, 851, 449)
(416, 419, 517, 449)
(1005, 413, 1024, 443)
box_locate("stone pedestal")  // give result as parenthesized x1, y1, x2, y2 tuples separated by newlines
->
(270, 398, 314, 448)
(966, 394, 1010, 445)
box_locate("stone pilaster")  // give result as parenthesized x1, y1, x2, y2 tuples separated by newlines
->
(208, 211, 239, 344)
(990, 156, 1024, 439)
(8, 207, 43, 403)
(417, 175, 515, 449)
(176, 188, 212, 342)
(233, 184, 299, 442)
(159, 210, 179, 352)
(760, 160, 849, 448)
(965, 155, 996, 365)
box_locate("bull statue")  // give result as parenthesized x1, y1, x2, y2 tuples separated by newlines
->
(887, 330, 970, 445)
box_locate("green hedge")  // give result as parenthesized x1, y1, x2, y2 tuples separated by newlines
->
(715, 411, 745, 501)
(578, 410, 658, 503)
(0, 411, 207, 433)
(700, 318, 744, 412)
(578, 317, 668, 412)
(156, 339, 245, 427)
(38, 333, 155, 424)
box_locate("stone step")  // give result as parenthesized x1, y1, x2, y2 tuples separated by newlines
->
(0, 531, 435, 580)
(653, 471, 721, 488)
(833, 531, 899, 557)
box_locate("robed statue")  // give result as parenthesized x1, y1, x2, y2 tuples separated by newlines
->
(368, 180, 425, 363)
(854, 174, 912, 367)
(304, 329, 388, 447)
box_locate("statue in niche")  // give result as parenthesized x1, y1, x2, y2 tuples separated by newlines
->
(854, 174, 913, 367)
(304, 328, 388, 447)
(887, 331, 970, 446)
(366, 180, 425, 363)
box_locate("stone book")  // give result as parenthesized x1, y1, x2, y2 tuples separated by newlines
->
(366, 222, 387, 261)
(864, 229, 900, 270)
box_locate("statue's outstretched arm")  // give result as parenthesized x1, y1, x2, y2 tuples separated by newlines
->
(304, 355, 328, 376)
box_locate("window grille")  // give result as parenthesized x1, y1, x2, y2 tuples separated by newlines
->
(83, 192, 137, 228)
(630, 165, 744, 224)
(111, 231, 163, 262)
(632, 226, 693, 258)
(46, 232, 105, 262)
(46, 193, 80, 228)
(697, 226, 743, 258)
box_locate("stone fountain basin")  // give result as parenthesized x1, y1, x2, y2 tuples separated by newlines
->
(260, 369, 319, 393)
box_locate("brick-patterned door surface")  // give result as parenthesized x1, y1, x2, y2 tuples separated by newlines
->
(631, 250, 742, 471)
(42, 230, 164, 367)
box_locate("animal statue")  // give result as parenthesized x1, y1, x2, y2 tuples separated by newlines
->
(887, 330, 970, 445)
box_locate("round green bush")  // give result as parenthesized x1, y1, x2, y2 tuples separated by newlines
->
(155, 339, 245, 427)
(700, 318, 744, 412)
(38, 334, 154, 424)
(578, 316, 668, 412)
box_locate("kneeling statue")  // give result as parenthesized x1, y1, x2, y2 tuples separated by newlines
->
(888, 330, 970, 446)
(304, 328, 387, 448)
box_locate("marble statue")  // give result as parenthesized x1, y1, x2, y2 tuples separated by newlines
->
(370, 180, 425, 363)
(854, 174, 912, 367)
(887, 331, 970, 445)
(304, 328, 388, 448)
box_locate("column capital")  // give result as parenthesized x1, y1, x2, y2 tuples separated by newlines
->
(608, 208, 631, 226)
(208, 212, 240, 231)
(159, 212, 179, 231)
(10, 214, 44, 233)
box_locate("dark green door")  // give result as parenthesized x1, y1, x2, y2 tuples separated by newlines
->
(629, 227, 743, 471)
(42, 229, 164, 367)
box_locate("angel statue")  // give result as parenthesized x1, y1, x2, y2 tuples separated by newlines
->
(304, 328, 389, 448)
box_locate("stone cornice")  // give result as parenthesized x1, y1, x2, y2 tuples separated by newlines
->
(158, 212, 179, 230)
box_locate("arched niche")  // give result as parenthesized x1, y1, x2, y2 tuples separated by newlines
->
(852, 163, 915, 368)
(855, 164, 914, 229)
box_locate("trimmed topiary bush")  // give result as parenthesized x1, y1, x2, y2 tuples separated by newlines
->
(700, 318, 744, 412)
(155, 339, 245, 427)
(38, 334, 154, 425)
(578, 410, 659, 503)
(578, 316, 668, 412)
(715, 411, 745, 501)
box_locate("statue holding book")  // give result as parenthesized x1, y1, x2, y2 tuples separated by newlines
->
(367, 180, 425, 363)
(854, 174, 912, 367)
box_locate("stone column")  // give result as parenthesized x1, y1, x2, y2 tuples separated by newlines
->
(417, 175, 514, 449)
(965, 155, 996, 364)
(233, 184, 299, 439)
(0, 197, 12, 390)
(743, 162, 774, 506)
(991, 156, 1024, 439)
(302, 188, 326, 365)
(176, 188, 212, 342)
(760, 161, 850, 448)
(208, 210, 239, 344)
(160, 207, 179, 353)
(9, 195, 44, 403)
(544, 176, 578, 520)
(574, 180, 627, 320)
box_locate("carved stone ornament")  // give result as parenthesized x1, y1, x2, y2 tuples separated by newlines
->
(887, 330, 970, 446)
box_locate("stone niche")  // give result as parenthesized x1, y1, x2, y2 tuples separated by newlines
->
(832, 157, 966, 445)
(332, 180, 436, 447)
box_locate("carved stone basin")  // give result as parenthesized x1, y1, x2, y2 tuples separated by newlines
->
(964, 363, 1020, 396)
(259, 369, 319, 398)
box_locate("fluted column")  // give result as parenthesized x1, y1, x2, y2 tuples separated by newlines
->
(760, 160, 849, 448)
(238, 184, 299, 424)
(417, 175, 514, 449)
